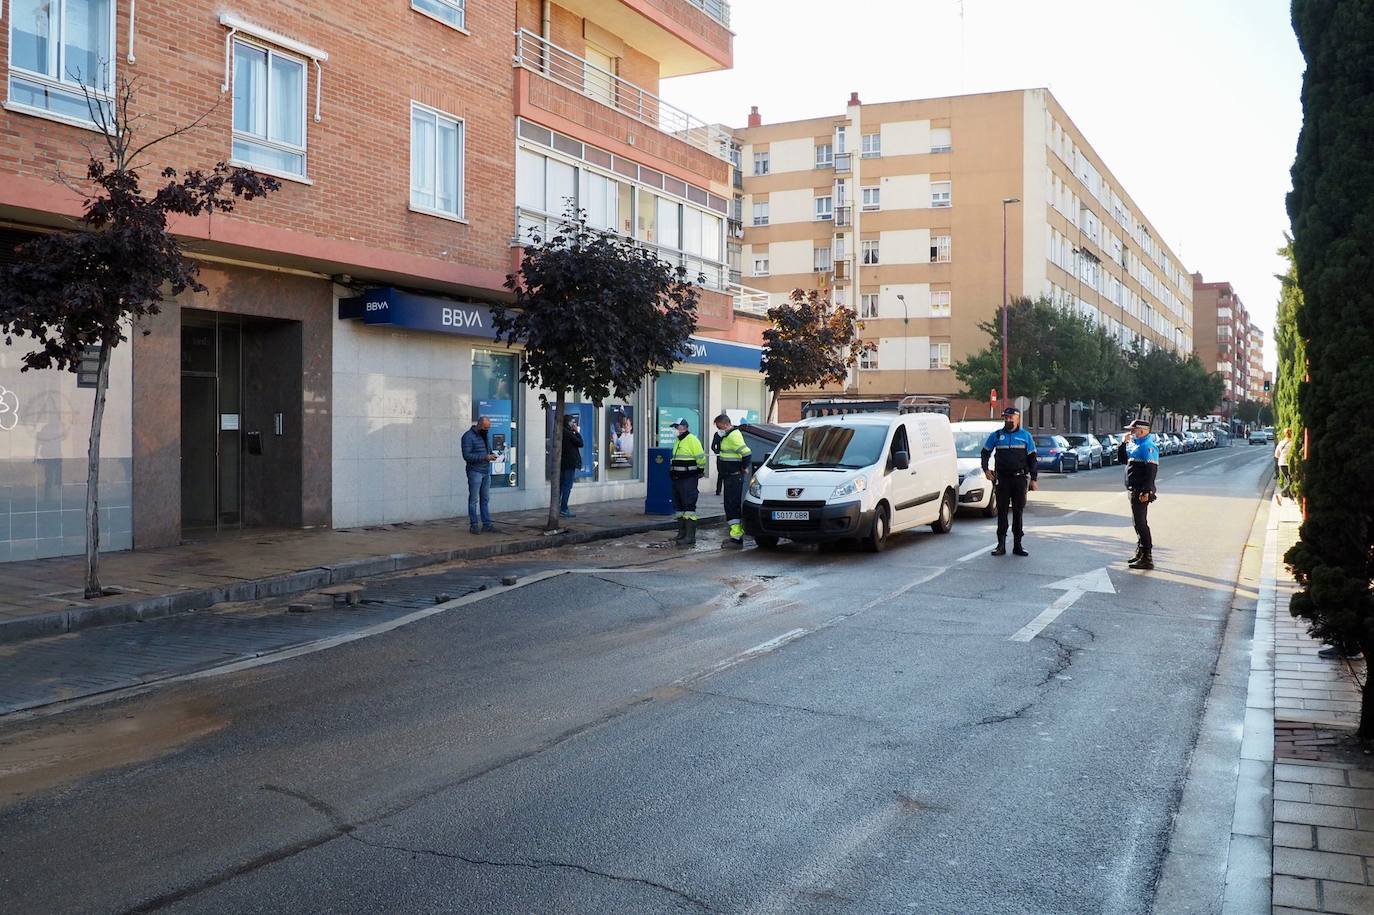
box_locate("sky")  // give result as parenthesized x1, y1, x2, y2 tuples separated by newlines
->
(660, 0, 1304, 371)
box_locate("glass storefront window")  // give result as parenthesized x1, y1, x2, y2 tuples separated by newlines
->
(656, 371, 703, 447)
(721, 376, 765, 425)
(473, 351, 520, 488)
(545, 395, 596, 482)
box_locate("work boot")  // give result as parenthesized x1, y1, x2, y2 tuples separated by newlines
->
(678, 518, 697, 547)
(1317, 644, 1363, 661)
(1128, 550, 1154, 571)
(1013, 541, 1029, 557)
(991, 542, 1007, 557)
(1128, 545, 1144, 565)
(722, 537, 744, 550)
(673, 518, 687, 542)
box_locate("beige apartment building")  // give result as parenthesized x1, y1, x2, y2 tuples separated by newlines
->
(1193, 274, 1258, 419)
(733, 89, 1194, 426)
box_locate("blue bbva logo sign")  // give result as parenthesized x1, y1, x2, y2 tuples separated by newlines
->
(340, 287, 491, 339)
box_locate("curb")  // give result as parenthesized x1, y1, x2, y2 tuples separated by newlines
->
(0, 512, 722, 647)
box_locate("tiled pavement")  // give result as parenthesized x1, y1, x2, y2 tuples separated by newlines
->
(1265, 498, 1373, 914)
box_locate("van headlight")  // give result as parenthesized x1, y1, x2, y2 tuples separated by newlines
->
(747, 477, 762, 499)
(831, 477, 867, 499)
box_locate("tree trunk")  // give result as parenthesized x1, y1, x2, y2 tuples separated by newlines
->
(1360, 641, 1373, 743)
(547, 391, 565, 532)
(767, 390, 778, 423)
(84, 339, 113, 599)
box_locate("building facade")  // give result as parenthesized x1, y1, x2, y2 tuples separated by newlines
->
(733, 89, 1195, 428)
(1193, 274, 1256, 418)
(0, 0, 761, 563)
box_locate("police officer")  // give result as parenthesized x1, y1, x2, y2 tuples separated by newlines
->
(668, 417, 707, 546)
(1117, 418, 1159, 570)
(712, 414, 752, 549)
(981, 406, 1039, 557)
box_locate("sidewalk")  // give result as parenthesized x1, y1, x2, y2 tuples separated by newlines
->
(0, 493, 724, 646)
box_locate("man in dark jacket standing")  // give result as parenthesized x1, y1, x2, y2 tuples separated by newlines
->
(559, 414, 584, 518)
(1117, 418, 1159, 570)
(980, 406, 1039, 556)
(462, 416, 497, 534)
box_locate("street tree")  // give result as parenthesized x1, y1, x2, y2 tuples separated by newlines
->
(1274, 237, 1307, 498)
(954, 296, 1065, 415)
(496, 208, 700, 531)
(0, 79, 279, 598)
(760, 288, 866, 418)
(1285, 0, 1374, 739)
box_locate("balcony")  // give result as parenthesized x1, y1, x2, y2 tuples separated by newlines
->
(833, 258, 850, 280)
(552, 0, 731, 77)
(732, 282, 770, 316)
(834, 153, 852, 173)
(515, 29, 731, 168)
(835, 206, 852, 227)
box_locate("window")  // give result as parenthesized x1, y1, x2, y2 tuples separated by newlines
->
(860, 293, 879, 318)
(861, 186, 880, 211)
(814, 195, 833, 220)
(753, 256, 769, 276)
(752, 201, 769, 226)
(931, 181, 952, 208)
(930, 127, 952, 153)
(410, 103, 464, 218)
(859, 346, 878, 370)
(815, 142, 833, 167)
(928, 342, 951, 370)
(835, 127, 847, 155)
(861, 133, 880, 158)
(753, 151, 770, 175)
(861, 240, 879, 265)
(412, 0, 466, 30)
(232, 40, 307, 177)
(930, 234, 951, 263)
(583, 44, 616, 105)
(814, 246, 832, 272)
(931, 290, 951, 317)
(8, 0, 115, 124)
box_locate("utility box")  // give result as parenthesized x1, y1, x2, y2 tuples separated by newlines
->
(645, 447, 674, 515)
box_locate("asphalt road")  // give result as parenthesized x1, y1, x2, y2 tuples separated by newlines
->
(0, 445, 1273, 915)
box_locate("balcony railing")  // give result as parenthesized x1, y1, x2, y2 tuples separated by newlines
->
(732, 282, 770, 316)
(834, 206, 852, 227)
(834, 153, 852, 173)
(686, 0, 731, 27)
(515, 29, 731, 162)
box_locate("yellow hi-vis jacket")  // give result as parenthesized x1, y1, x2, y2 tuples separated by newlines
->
(716, 428, 751, 474)
(670, 433, 707, 478)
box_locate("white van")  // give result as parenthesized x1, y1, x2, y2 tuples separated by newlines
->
(742, 411, 959, 552)
(950, 420, 1002, 517)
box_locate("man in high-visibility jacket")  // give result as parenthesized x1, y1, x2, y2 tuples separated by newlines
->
(669, 417, 707, 546)
(713, 413, 752, 549)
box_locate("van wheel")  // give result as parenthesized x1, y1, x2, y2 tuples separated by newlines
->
(981, 491, 997, 518)
(864, 505, 890, 553)
(931, 490, 956, 534)
(754, 535, 780, 550)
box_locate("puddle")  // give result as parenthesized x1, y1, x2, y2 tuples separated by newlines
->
(0, 696, 226, 808)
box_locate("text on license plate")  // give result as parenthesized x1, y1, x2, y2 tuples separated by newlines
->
(771, 510, 811, 521)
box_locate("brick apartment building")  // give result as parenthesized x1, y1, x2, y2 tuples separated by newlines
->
(0, 0, 763, 562)
(732, 89, 1195, 429)
(1192, 274, 1262, 422)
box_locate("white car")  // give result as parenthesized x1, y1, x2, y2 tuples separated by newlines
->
(951, 420, 1002, 517)
(743, 411, 959, 552)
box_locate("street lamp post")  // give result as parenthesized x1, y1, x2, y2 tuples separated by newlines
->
(1001, 197, 1021, 411)
(896, 293, 910, 396)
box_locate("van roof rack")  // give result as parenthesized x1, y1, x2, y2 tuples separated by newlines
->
(800, 396, 950, 418)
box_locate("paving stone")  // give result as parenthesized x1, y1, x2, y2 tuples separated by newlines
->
(1321, 879, 1374, 914)
(1274, 821, 1316, 849)
(1310, 785, 1374, 811)
(1272, 875, 1319, 909)
(1316, 826, 1374, 857)
(1275, 781, 1314, 802)
(1273, 847, 1366, 884)
(1271, 908, 1323, 915)
(1277, 763, 1349, 786)
(1348, 770, 1374, 790)
(1275, 801, 1358, 829)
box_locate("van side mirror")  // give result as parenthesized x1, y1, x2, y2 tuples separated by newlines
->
(892, 450, 911, 471)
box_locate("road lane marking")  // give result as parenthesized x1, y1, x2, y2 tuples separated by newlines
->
(1009, 567, 1116, 642)
(957, 543, 997, 562)
(741, 628, 810, 658)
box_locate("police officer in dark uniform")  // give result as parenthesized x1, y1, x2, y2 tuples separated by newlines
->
(981, 406, 1039, 557)
(1117, 418, 1159, 570)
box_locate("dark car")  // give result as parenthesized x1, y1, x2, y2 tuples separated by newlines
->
(1033, 434, 1079, 473)
(738, 422, 790, 473)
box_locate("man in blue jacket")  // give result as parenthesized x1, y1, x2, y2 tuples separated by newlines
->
(981, 406, 1039, 556)
(1117, 418, 1159, 570)
(462, 416, 498, 534)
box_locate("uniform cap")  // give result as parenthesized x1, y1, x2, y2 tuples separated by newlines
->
(671, 417, 690, 429)
(1126, 418, 1152, 430)
(1001, 406, 1021, 417)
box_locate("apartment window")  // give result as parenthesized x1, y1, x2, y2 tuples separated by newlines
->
(752, 201, 769, 226)
(860, 293, 879, 319)
(815, 142, 833, 168)
(814, 246, 832, 272)
(412, 0, 466, 30)
(410, 103, 465, 219)
(835, 127, 847, 155)
(861, 240, 879, 265)
(930, 290, 951, 317)
(583, 44, 616, 105)
(930, 127, 952, 153)
(861, 186, 880, 211)
(753, 151, 770, 175)
(930, 234, 951, 263)
(7, 0, 115, 124)
(859, 347, 879, 370)
(861, 133, 880, 158)
(232, 40, 308, 177)
(929, 342, 951, 370)
(931, 181, 952, 208)
(814, 195, 833, 220)
(753, 256, 769, 276)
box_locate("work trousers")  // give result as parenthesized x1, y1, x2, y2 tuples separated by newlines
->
(721, 470, 745, 525)
(1130, 492, 1153, 551)
(671, 474, 700, 517)
(995, 473, 1029, 544)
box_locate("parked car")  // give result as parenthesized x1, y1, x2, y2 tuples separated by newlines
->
(1265, 428, 1276, 441)
(743, 410, 959, 552)
(1034, 434, 1079, 473)
(738, 422, 791, 474)
(1100, 433, 1123, 464)
(1248, 428, 1268, 445)
(1182, 431, 1202, 452)
(1064, 434, 1104, 469)
(1168, 432, 1187, 454)
(950, 421, 1001, 517)
(1157, 433, 1177, 456)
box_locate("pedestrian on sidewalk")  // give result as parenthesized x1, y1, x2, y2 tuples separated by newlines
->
(668, 417, 707, 546)
(462, 416, 498, 534)
(559, 414, 584, 518)
(712, 413, 752, 549)
(1118, 418, 1159, 570)
(711, 427, 724, 495)
(1274, 428, 1294, 503)
(981, 406, 1038, 557)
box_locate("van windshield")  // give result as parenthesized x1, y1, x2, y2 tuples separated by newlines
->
(767, 424, 890, 470)
(954, 431, 986, 458)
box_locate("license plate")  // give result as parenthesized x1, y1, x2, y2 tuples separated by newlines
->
(771, 510, 810, 521)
